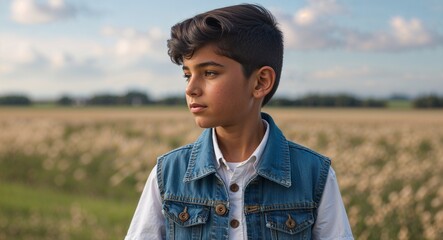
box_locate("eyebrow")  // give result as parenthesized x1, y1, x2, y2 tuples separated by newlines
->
(182, 61, 225, 71)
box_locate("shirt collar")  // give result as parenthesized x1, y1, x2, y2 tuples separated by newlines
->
(184, 112, 291, 187)
(212, 119, 270, 170)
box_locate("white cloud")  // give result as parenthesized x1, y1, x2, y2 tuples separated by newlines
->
(346, 17, 441, 51)
(0, 33, 103, 68)
(0, 29, 176, 99)
(276, 0, 345, 50)
(11, 0, 79, 24)
(294, 0, 344, 26)
(0, 33, 106, 86)
(280, 19, 343, 50)
(308, 66, 372, 80)
(50, 52, 74, 69)
(101, 26, 168, 62)
(0, 40, 50, 73)
(0, 25, 169, 80)
(391, 17, 431, 45)
(276, 0, 442, 52)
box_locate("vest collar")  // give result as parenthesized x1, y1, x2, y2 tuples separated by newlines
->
(183, 112, 292, 188)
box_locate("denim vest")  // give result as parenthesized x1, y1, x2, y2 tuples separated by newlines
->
(157, 113, 330, 240)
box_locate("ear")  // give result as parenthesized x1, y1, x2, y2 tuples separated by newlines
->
(252, 66, 276, 99)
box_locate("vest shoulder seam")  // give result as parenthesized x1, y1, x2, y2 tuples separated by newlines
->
(158, 143, 194, 159)
(287, 141, 329, 161)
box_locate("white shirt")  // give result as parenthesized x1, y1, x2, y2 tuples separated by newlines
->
(125, 121, 354, 240)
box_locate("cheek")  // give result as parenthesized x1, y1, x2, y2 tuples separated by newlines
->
(220, 79, 247, 95)
(213, 87, 237, 105)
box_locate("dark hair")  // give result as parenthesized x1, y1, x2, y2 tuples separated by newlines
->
(167, 4, 283, 106)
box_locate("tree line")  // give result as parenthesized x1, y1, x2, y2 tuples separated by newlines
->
(267, 94, 387, 108)
(1, 91, 443, 108)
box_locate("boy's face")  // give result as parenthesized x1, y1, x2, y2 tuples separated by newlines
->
(182, 44, 259, 129)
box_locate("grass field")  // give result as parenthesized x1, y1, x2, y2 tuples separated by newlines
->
(0, 107, 442, 239)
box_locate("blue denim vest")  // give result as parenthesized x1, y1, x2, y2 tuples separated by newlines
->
(157, 113, 330, 240)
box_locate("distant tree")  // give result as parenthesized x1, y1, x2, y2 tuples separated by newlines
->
(122, 91, 151, 106)
(413, 95, 443, 108)
(88, 94, 120, 105)
(0, 95, 32, 105)
(389, 94, 410, 101)
(295, 94, 362, 107)
(268, 97, 296, 107)
(334, 94, 362, 107)
(362, 99, 387, 108)
(268, 94, 387, 108)
(157, 96, 186, 105)
(56, 95, 74, 106)
(299, 94, 327, 107)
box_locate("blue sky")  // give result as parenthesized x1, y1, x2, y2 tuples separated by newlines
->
(1, 0, 442, 100)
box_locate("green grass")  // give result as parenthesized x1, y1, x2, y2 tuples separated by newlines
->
(0, 182, 137, 240)
(0, 152, 141, 201)
(387, 100, 412, 109)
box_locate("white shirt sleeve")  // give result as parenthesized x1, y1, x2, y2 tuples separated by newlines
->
(312, 167, 354, 240)
(125, 165, 165, 240)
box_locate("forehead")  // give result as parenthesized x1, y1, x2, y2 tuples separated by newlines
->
(182, 44, 239, 69)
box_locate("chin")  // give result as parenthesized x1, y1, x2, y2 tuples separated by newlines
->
(193, 117, 217, 129)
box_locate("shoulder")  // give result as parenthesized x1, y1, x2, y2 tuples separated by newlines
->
(158, 143, 194, 160)
(287, 140, 331, 166)
(286, 140, 332, 204)
(286, 140, 331, 190)
(157, 143, 194, 171)
(156, 143, 195, 195)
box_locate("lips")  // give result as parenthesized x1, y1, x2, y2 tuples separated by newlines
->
(189, 103, 207, 113)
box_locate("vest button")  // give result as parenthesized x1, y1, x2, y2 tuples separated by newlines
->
(230, 219, 240, 228)
(179, 212, 190, 222)
(178, 206, 190, 222)
(285, 214, 297, 229)
(215, 203, 227, 216)
(229, 183, 239, 192)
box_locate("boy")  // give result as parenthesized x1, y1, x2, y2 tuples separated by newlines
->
(125, 4, 353, 240)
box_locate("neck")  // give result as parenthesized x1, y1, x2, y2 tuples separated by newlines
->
(215, 113, 265, 163)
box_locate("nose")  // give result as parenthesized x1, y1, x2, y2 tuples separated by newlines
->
(185, 77, 202, 97)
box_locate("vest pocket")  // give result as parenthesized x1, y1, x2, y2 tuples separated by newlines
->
(163, 201, 210, 240)
(265, 209, 314, 240)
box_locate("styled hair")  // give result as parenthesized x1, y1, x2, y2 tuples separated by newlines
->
(167, 4, 284, 106)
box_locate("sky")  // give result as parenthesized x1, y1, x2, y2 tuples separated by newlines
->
(0, 0, 442, 100)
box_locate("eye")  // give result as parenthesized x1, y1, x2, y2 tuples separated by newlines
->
(204, 71, 217, 77)
(183, 73, 191, 82)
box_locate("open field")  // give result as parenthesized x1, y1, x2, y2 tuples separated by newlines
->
(1, 107, 442, 239)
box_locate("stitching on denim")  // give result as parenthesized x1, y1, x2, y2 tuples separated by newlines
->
(164, 194, 228, 206)
(287, 141, 327, 159)
(157, 156, 165, 199)
(256, 136, 292, 187)
(245, 203, 316, 214)
(158, 144, 193, 159)
(183, 141, 199, 182)
(313, 157, 331, 205)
